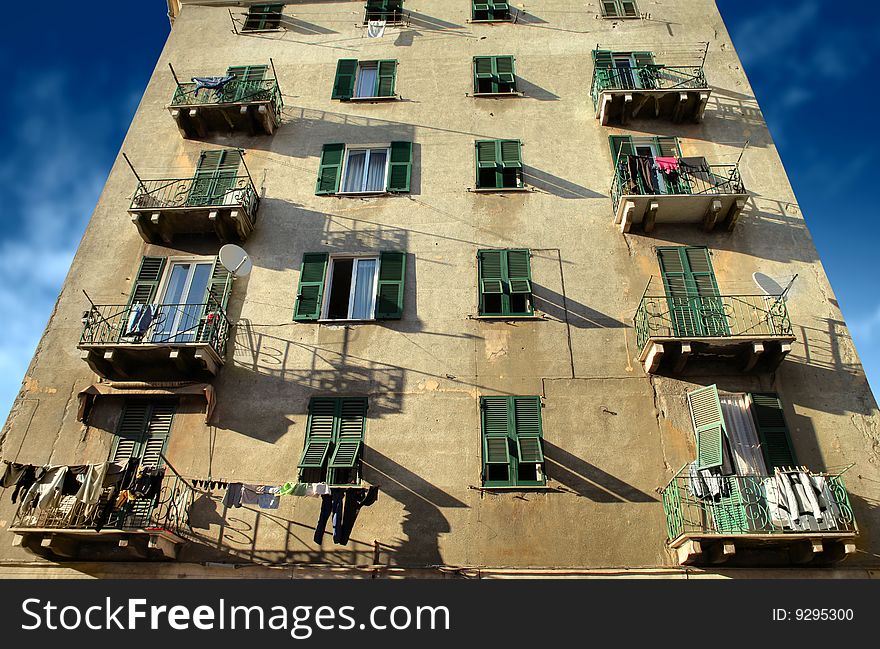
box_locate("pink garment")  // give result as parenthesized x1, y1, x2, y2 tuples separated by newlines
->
(655, 156, 680, 173)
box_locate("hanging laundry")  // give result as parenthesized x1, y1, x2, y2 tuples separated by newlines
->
(241, 484, 262, 506)
(313, 493, 333, 544)
(2, 461, 25, 488)
(9, 465, 38, 504)
(330, 489, 345, 544)
(75, 462, 110, 506)
(192, 75, 236, 97)
(223, 482, 244, 508)
(125, 304, 156, 338)
(61, 465, 88, 496)
(258, 486, 280, 510)
(21, 466, 68, 512)
(367, 19, 386, 38)
(654, 156, 680, 174)
(337, 486, 379, 545)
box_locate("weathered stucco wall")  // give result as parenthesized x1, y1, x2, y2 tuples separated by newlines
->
(1, 0, 878, 573)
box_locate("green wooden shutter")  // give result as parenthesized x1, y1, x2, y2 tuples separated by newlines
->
(506, 249, 532, 294)
(298, 397, 336, 468)
(482, 397, 511, 465)
(332, 59, 358, 100)
(656, 136, 682, 158)
(329, 398, 367, 468)
(499, 140, 522, 168)
(111, 402, 150, 462)
(293, 253, 329, 321)
(687, 385, 726, 470)
(474, 56, 494, 92)
(316, 143, 345, 195)
(714, 478, 748, 532)
(386, 141, 412, 193)
(128, 257, 166, 306)
(226, 65, 267, 82)
(225, 65, 268, 103)
(513, 396, 543, 463)
(479, 250, 505, 295)
(189, 149, 242, 205)
(203, 258, 233, 311)
(658, 247, 725, 338)
(476, 140, 499, 168)
(375, 251, 406, 319)
(750, 393, 797, 470)
(495, 56, 515, 85)
(621, 1, 638, 17)
(141, 403, 175, 468)
(609, 135, 635, 164)
(377, 60, 397, 97)
(593, 49, 614, 68)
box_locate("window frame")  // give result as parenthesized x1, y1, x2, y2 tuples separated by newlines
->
(298, 397, 368, 486)
(471, 1, 512, 23)
(241, 3, 284, 32)
(480, 396, 547, 489)
(338, 146, 392, 195)
(474, 139, 524, 190)
(363, 0, 405, 24)
(321, 254, 382, 322)
(600, 0, 640, 19)
(473, 55, 518, 95)
(477, 249, 534, 318)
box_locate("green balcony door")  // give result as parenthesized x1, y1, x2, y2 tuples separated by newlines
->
(187, 150, 242, 207)
(657, 247, 729, 338)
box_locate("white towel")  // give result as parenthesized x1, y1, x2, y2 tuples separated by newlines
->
(367, 20, 386, 38)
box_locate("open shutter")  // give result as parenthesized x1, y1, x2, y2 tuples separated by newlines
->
(479, 250, 505, 295)
(482, 397, 511, 465)
(513, 396, 543, 463)
(298, 397, 336, 469)
(476, 140, 498, 168)
(750, 394, 796, 470)
(474, 56, 494, 92)
(225, 66, 268, 103)
(506, 249, 532, 294)
(499, 140, 522, 168)
(112, 402, 150, 463)
(386, 141, 413, 193)
(377, 60, 397, 97)
(687, 385, 726, 470)
(329, 397, 366, 468)
(316, 143, 345, 195)
(204, 258, 233, 311)
(656, 136, 682, 159)
(593, 49, 614, 68)
(609, 135, 635, 165)
(226, 65, 267, 82)
(141, 403, 174, 468)
(293, 253, 329, 321)
(495, 56, 515, 85)
(128, 257, 166, 306)
(633, 51, 655, 67)
(375, 251, 406, 319)
(332, 59, 358, 100)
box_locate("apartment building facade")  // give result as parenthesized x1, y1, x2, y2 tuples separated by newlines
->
(1, 0, 878, 576)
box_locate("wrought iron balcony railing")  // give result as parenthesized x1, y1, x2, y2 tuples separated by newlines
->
(80, 298, 230, 358)
(170, 78, 283, 115)
(591, 64, 708, 108)
(10, 461, 194, 537)
(634, 293, 793, 351)
(662, 466, 857, 543)
(612, 155, 746, 214)
(130, 175, 258, 218)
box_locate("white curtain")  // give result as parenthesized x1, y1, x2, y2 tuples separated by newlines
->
(342, 151, 367, 192)
(365, 150, 387, 191)
(351, 259, 377, 319)
(720, 395, 768, 476)
(356, 64, 378, 97)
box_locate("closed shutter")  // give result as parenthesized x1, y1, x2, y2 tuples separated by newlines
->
(609, 135, 635, 164)
(482, 397, 511, 465)
(506, 249, 532, 294)
(687, 385, 726, 470)
(127, 257, 166, 306)
(658, 247, 725, 337)
(110, 402, 174, 466)
(499, 140, 522, 168)
(375, 251, 406, 319)
(593, 50, 614, 68)
(316, 143, 345, 195)
(479, 250, 505, 295)
(332, 59, 358, 100)
(714, 478, 749, 532)
(377, 60, 397, 97)
(190, 149, 242, 205)
(750, 393, 797, 470)
(621, 1, 639, 17)
(293, 253, 329, 321)
(474, 57, 494, 92)
(142, 404, 174, 468)
(476, 140, 498, 168)
(200, 258, 232, 343)
(495, 56, 515, 86)
(513, 396, 543, 463)
(386, 141, 412, 193)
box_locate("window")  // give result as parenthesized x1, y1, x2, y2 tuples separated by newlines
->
(187, 149, 242, 206)
(656, 247, 728, 338)
(478, 249, 533, 317)
(473, 56, 516, 94)
(332, 59, 398, 100)
(481, 396, 546, 488)
(316, 142, 412, 195)
(474, 139, 523, 189)
(593, 50, 656, 90)
(127, 255, 232, 344)
(222, 65, 269, 103)
(293, 251, 406, 322)
(609, 135, 690, 196)
(242, 4, 284, 31)
(298, 397, 367, 486)
(364, 0, 404, 23)
(472, 1, 511, 22)
(601, 0, 639, 18)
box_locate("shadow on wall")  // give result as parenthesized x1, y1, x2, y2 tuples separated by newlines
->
(516, 77, 560, 101)
(523, 165, 606, 200)
(542, 441, 658, 503)
(532, 284, 627, 329)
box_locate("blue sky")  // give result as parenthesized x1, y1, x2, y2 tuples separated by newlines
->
(0, 1, 878, 421)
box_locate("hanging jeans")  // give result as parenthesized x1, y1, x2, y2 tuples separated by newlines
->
(314, 494, 333, 544)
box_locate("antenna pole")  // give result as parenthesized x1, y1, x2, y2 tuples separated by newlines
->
(168, 63, 180, 86)
(228, 8, 239, 35)
(736, 139, 751, 166)
(122, 152, 145, 188)
(237, 148, 255, 188)
(82, 289, 97, 310)
(702, 41, 709, 67)
(269, 57, 282, 96)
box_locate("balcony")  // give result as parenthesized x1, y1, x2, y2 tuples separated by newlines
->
(662, 467, 858, 566)
(79, 299, 229, 381)
(168, 76, 282, 138)
(612, 156, 748, 233)
(634, 292, 796, 374)
(592, 64, 710, 125)
(9, 464, 193, 561)
(129, 175, 259, 244)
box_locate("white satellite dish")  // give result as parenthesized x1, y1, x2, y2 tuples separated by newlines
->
(219, 244, 253, 278)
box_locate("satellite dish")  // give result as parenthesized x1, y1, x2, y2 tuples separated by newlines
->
(753, 272, 786, 300)
(219, 244, 253, 278)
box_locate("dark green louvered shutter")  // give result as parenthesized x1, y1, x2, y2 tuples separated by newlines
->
(225, 65, 268, 103)
(714, 478, 748, 532)
(506, 249, 532, 294)
(495, 56, 515, 85)
(513, 396, 543, 463)
(316, 144, 345, 195)
(479, 250, 505, 295)
(293, 253, 329, 321)
(127, 257, 166, 306)
(189, 149, 242, 205)
(298, 398, 335, 469)
(111, 402, 150, 462)
(204, 258, 232, 311)
(386, 141, 412, 193)
(656, 136, 682, 158)
(482, 397, 511, 465)
(226, 65, 268, 82)
(658, 247, 725, 338)
(633, 52, 657, 89)
(621, 0, 638, 17)
(329, 398, 366, 469)
(687, 385, 725, 470)
(593, 49, 614, 68)
(750, 393, 796, 470)
(609, 135, 635, 164)
(243, 4, 283, 30)
(499, 140, 522, 168)
(476, 140, 499, 168)
(332, 59, 358, 100)
(375, 251, 406, 319)
(141, 404, 174, 468)
(377, 60, 397, 97)
(474, 57, 494, 93)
